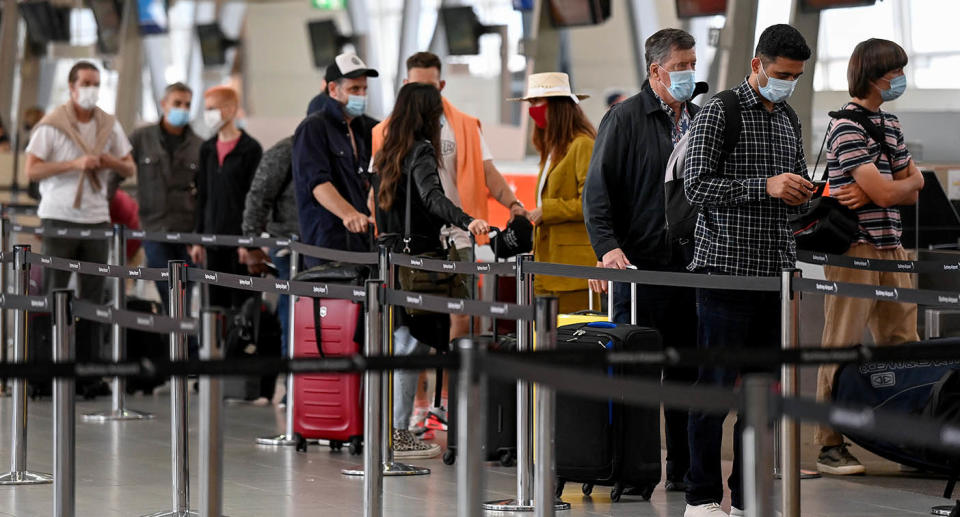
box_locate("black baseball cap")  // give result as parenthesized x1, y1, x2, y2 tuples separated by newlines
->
(325, 53, 379, 82)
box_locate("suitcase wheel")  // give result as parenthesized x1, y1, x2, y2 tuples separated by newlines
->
(442, 449, 456, 466)
(348, 436, 363, 456)
(637, 484, 654, 501)
(329, 440, 344, 452)
(610, 483, 624, 503)
(295, 433, 308, 453)
(498, 449, 515, 468)
(581, 484, 594, 496)
(555, 480, 566, 499)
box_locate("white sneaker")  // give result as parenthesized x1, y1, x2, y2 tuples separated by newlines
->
(684, 503, 728, 516)
(730, 508, 744, 516)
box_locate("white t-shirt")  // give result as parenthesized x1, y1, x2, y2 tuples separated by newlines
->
(438, 114, 493, 250)
(26, 119, 132, 224)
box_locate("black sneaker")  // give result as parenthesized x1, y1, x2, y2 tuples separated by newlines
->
(817, 443, 865, 475)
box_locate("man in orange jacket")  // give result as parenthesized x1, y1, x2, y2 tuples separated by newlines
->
(372, 52, 526, 339)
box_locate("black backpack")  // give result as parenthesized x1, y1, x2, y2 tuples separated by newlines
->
(664, 90, 801, 261)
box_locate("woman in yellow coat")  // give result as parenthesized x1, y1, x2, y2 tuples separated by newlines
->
(511, 72, 597, 313)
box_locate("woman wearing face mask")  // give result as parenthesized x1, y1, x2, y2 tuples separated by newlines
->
(814, 38, 924, 476)
(510, 72, 596, 313)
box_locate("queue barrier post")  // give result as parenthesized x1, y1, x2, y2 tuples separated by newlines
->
(0, 244, 53, 485)
(143, 260, 197, 517)
(606, 281, 614, 321)
(0, 216, 9, 395)
(484, 253, 535, 512)
(362, 279, 384, 517)
(52, 290, 75, 517)
(534, 296, 570, 516)
(778, 268, 806, 517)
(84, 224, 153, 422)
(457, 336, 486, 517)
(257, 235, 299, 447)
(344, 245, 430, 477)
(742, 375, 776, 517)
(627, 265, 638, 325)
(198, 309, 224, 517)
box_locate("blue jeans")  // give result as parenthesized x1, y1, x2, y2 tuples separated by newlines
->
(269, 247, 292, 357)
(685, 287, 780, 509)
(613, 280, 697, 484)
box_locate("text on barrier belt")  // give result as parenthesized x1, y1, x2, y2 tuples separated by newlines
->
(525, 261, 781, 292)
(71, 299, 199, 334)
(384, 288, 534, 320)
(795, 277, 960, 307)
(186, 267, 366, 302)
(26, 252, 167, 281)
(390, 252, 516, 276)
(797, 249, 960, 274)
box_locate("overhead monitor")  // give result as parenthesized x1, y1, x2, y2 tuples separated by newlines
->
(197, 23, 228, 66)
(676, 0, 727, 18)
(439, 6, 482, 56)
(801, 0, 876, 11)
(89, 0, 123, 54)
(307, 20, 343, 69)
(548, 0, 611, 27)
(138, 0, 168, 35)
(18, 1, 70, 54)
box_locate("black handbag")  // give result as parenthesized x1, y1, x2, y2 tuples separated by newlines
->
(378, 158, 468, 316)
(788, 108, 894, 255)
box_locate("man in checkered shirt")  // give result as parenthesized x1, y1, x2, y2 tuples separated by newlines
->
(681, 24, 814, 517)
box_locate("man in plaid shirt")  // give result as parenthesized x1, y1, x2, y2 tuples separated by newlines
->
(682, 24, 813, 517)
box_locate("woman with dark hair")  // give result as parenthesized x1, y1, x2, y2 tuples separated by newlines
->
(372, 82, 489, 458)
(816, 38, 924, 476)
(511, 72, 597, 313)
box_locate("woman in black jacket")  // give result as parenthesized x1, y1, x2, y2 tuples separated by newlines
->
(372, 82, 488, 458)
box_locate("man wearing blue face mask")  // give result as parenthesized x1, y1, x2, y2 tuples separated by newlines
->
(682, 24, 812, 517)
(130, 82, 204, 310)
(584, 28, 704, 494)
(293, 53, 380, 264)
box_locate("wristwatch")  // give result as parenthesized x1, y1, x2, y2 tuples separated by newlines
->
(509, 200, 524, 211)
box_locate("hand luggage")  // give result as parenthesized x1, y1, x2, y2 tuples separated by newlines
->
(292, 265, 367, 455)
(442, 333, 517, 467)
(28, 314, 107, 399)
(553, 321, 662, 502)
(124, 297, 169, 395)
(223, 296, 282, 401)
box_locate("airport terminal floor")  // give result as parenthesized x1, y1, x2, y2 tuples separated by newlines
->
(0, 387, 949, 517)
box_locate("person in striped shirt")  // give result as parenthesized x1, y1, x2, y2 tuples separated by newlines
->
(816, 38, 924, 476)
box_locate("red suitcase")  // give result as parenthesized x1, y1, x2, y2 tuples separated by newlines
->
(293, 296, 364, 454)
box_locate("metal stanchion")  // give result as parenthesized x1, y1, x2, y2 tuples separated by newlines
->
(0, 216, 9, 396)
(485, 254, 535, 511)
(0, 244, 53, 485)
(198, 309, 224, 517)
(534, 296, 569, 516)
(257, 237, 299, 446)
(343, 245, 429, 477)
(457, 336, 486, 517)
(627, 265, 638, 325)
(84, 224, 153, 422)
(143, 260, 197, 517)
(361, 279, 384, 517)
(52, 290, 75, 517)
(606, 281, 614, 321)
(742, 375, 775, 517)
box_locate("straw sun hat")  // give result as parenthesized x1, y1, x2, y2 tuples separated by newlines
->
(508, 72, 589, 104)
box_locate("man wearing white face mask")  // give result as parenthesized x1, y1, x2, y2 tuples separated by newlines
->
(681, 25, 812, 517)
(584, 28, 704, 493)
(189, 85, 263, 310)
(293, 53, 379, 266)
(25, 61, 135, 307)
(129, 82, 203, 311)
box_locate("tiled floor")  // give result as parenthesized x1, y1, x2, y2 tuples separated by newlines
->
(0, 394, 950, 516)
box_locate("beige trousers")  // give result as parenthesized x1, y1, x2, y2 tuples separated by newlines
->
(815, 244, 920, 446)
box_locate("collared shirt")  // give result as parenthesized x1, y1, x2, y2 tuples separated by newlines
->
(683, 78, 808, 277)
(653, 92, 692, 146)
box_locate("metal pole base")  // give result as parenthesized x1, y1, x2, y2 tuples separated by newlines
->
(82, 408, 155, 422)
(932, 505, 954, 516)
(140, 511, 200, 517)
(255, 434, 297, 446)
(774, 469, 821, 480)
(341, 461, 431, 477)
(482, 499, 571, 512)
(0, 470, 53, 485)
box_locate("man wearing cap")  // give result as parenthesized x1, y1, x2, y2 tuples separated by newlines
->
(583, 28, 703, 494)
(372, 51, 526, 338)
(293, 53, 380, 265)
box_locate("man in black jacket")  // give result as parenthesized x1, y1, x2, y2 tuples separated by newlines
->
(583, 28, 702, 493)
(189, 85, 263, 310)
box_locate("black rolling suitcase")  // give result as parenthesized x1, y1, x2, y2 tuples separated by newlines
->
(443, 333, 518, 466)
(124, 298, 170, 395)
(554, 321, 662, 502)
